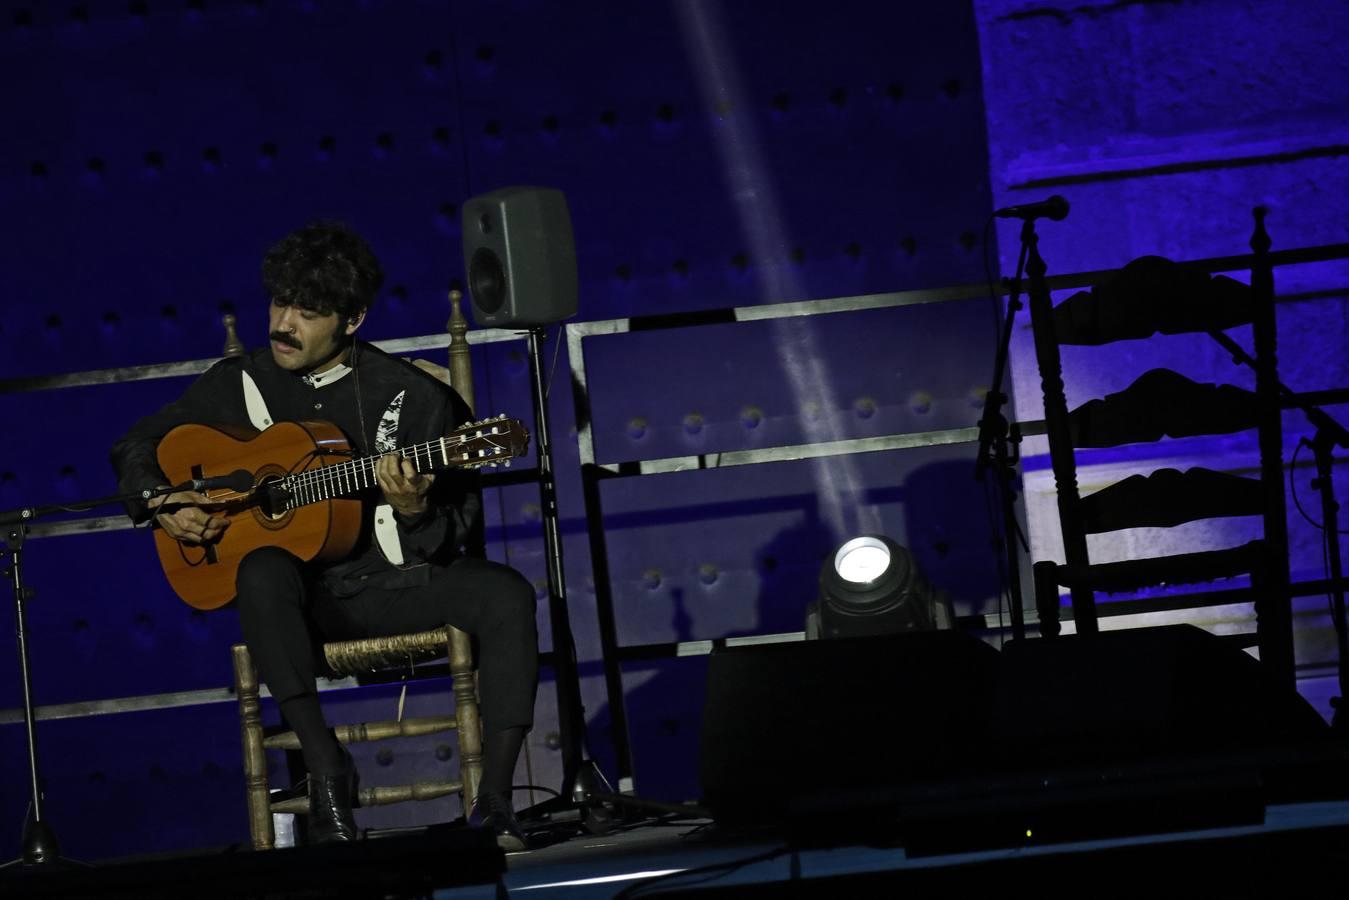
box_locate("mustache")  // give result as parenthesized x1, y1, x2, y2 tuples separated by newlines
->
(270, 331, 302, 350)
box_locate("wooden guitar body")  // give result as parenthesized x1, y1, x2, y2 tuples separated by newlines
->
(154, 421, 363, 610)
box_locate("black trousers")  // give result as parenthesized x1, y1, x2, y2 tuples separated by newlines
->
(235, 547, 539, 734)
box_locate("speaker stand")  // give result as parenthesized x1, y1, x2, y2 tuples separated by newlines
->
(515, 327, 615, 834)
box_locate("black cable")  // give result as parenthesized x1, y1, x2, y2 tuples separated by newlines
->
(544, 323, 565, 401)
(982, 475, 1009, 646)
(980, 211, 1013, 642)
(982, 213, 1002, 356)
(511, 783, 559, 799)
(1290, 437, 1349, 534)
(614, 845, 790, 898)
(1324, 505, 1335, 622)
(1289, 437, 1349, 628)
(175, 539, 209, 568)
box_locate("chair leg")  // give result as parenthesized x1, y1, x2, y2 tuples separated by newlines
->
(447, 625, 483, 813)
(1033, 561, 1062, 639)
(232, 644, 275, 851)
(1251, 561, 1272, 668)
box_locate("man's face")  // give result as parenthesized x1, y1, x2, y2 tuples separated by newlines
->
(268, 300, 360, 372)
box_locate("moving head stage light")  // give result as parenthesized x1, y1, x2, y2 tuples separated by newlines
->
(809, 535, 951, 638)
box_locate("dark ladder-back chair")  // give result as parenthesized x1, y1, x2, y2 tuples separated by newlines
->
(1027, 209, 1294, 688)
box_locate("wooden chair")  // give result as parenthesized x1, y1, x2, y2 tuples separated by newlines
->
(1027, 210, 1295, 687)
(230, 292, 487, 849)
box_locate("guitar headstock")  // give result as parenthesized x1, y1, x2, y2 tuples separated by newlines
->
(449, 415, 531, 469)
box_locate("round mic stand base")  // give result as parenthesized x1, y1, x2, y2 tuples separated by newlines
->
(21, 816, 61, 866)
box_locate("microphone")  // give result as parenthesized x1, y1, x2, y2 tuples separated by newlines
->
(144, 469, 254, 500)
(994, 195, 1069, 221)
(185, 469, 255, 494)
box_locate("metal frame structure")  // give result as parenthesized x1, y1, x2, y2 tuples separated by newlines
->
(1, 242, 1347, 788)
(566, 243, 1349, 791)
(0, 325, 535, 729)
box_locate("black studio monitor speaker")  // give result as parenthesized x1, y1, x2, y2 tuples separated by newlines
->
(461, 186, 578, 327)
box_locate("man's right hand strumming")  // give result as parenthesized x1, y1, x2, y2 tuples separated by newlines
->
(149, 490, 231, 544)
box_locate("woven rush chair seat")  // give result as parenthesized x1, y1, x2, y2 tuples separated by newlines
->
(324, 627, 453, 676)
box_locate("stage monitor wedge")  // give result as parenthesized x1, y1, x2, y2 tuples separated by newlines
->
(699, 624, 1346, 853)
(461, 186, 578, 327)
(700, 631, 1002, 827)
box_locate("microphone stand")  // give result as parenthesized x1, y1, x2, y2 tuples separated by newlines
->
(0, 483, 187, 869)
(975, 218, 1035, 642)
(1206, 329, 1349, 731)
(1311, 426, 1349, 732)
(0, 510, 63, 870)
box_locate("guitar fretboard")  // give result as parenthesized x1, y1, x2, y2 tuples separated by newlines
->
(281, 435, 474, 509)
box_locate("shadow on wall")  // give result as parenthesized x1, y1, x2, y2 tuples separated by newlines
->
(585, 511, 833, 804)
(897, 458, 1009, 620)
(583, 457, 1007, 802)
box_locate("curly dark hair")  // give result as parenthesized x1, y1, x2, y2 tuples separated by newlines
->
(261, 221, 384, 319)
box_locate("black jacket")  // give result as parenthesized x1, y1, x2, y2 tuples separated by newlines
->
(110, 341, 482, 594)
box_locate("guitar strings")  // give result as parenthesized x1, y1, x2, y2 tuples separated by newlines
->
(283, 434, 500, 486)
(195, 429, 515, 505)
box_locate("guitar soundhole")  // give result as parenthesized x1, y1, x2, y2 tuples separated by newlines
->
(251, 469, 294, 529)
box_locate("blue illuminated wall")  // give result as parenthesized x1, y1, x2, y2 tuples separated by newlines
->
(0, 0, 1000, 858)
(4, 0, 1342, 862)
(976, 0, 1349, 707)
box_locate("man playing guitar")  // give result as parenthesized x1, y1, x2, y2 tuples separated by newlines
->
(110, 221, 535, 850)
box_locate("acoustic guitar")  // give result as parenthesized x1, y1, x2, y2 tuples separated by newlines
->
(153, 416, 529, 610)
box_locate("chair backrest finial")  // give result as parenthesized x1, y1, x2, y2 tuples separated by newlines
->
(447, 288, 475, 414)
(222, 313, 245, 357)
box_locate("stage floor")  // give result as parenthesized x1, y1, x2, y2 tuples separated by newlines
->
(7, 795, 1349, 898)
(489, 797, 1349, 897)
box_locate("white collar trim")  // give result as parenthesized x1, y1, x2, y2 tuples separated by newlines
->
(301, 361, 353, 389)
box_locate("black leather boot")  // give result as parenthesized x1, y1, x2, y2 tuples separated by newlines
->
(307, 747, 359, 844)
(468, 790, 527, 852)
